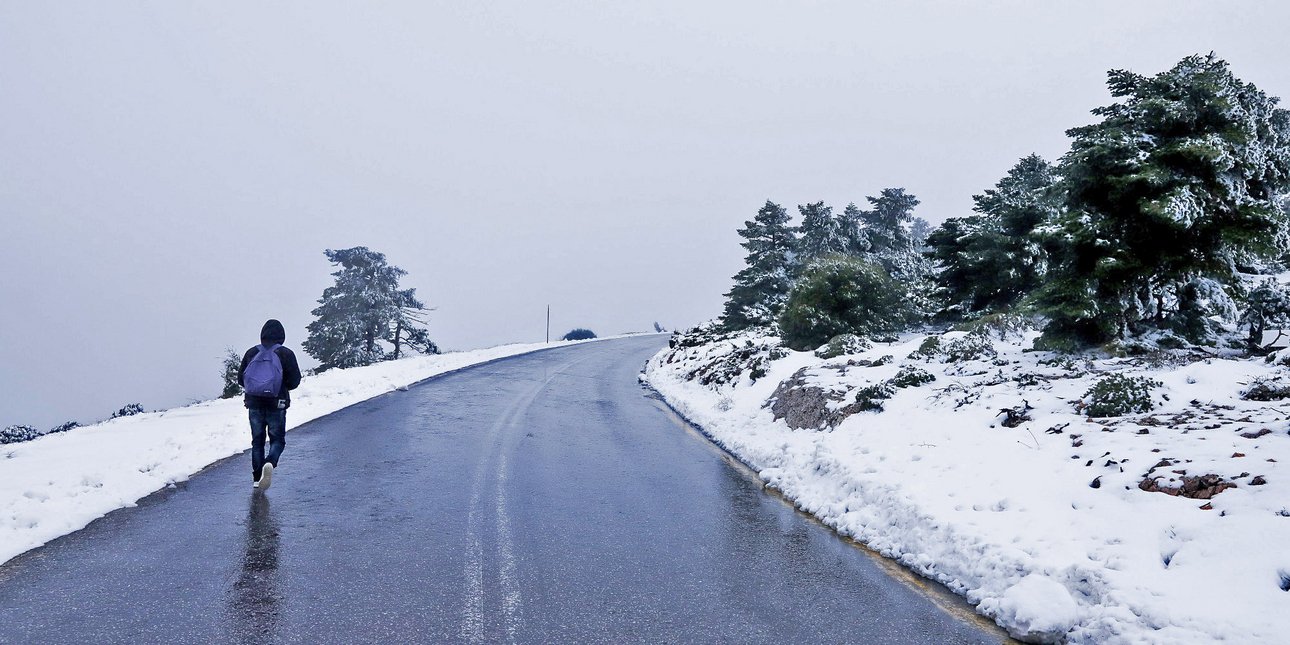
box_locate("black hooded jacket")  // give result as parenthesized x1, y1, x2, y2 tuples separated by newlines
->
(238, 319, 303, 410)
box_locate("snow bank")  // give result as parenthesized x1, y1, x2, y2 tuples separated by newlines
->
(0, 339, 589, 566)
(643, 326, 1290, 644)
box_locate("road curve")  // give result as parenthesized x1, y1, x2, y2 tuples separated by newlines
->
(0, 335, 1006, 644)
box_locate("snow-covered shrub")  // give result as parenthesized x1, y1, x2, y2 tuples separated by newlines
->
(1242, 375, 1290, 401)
(942, 332, 997, 362)
(909, 331, 997, 363)
(852, 366, 936, 412)
(561, 328, 597, 341)
(778, 256, 913, 352)
(908, 336, 941, 360)
(1082, 374, 1161, 417)
(814, 334, 871, 359)
(890, 365, 935, 388)
(47, 421, 79, 434)
(854, 382, 894, 412)
(671, 335, 788, 387)
(110, 403, 145, 419)
(952, 312, 1033, 341)
(1, 425, 40, 445)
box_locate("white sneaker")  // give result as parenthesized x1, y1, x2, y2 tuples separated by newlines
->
(259, 462, 274, 491)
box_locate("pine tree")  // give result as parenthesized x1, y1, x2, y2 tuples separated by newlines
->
(220, 348, 243, 399)
(797, 201, 847, 260)
(928, 154, 1058, 318)
(721, 201, 798, 330)
(388, 288, 437, 359)
(861, 188, 919, 268)
(305, 247, 436, 370)
(839, 202, 869, 256)
(1038, 54, 1290, 347)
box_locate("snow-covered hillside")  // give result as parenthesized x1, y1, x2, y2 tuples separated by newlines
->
(0, 339, 594, 566)
(643, 322, 1290, 644)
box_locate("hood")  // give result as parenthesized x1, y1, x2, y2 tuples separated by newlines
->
(260, 319, 286, 345)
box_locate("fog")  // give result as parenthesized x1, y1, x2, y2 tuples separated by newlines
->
(3, 1, 1289, 428)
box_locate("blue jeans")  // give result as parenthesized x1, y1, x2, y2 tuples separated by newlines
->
(249, 407, 286, 480)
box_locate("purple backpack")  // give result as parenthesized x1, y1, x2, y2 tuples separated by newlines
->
(244, 344, 284, 398)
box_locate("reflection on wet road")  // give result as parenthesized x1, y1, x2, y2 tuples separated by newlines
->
(228, 493, 281, 640)
(0, 335, 1006, 643)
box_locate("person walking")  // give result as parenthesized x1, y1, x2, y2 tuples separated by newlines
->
(237, 319, 303, 491)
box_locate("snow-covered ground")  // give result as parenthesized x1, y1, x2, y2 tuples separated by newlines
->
(643, 324, 1290, 644)
(0, 339, 598, 567)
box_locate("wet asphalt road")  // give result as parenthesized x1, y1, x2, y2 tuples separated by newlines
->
(0, 335, 1005, 644)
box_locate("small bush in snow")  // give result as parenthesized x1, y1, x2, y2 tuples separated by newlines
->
(111, 403, 145, 419)
(890, 366, 936, 388)
(952, 312, 1032, 340)
(814, 334, 871, 359)
(909, 331, 997, 363)
(562, 328, 597, 341)
(908, 336, 942, 360)
(854, 383, 894, 412)
(1, 425, 40, 445)
(47, 421, 80, 434)
(853, 366, 935, 412)
(1082, 374, 1161, 417)
(941, 333, 997, 362)
(1242, 375, 1290, 401)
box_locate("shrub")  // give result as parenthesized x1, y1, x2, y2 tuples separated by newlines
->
(1083, 374, 1161, 417)
(779, 257, 913, 352)
(814, 334, 871, 359)
(111, 403, 145, 419)
(1, 425, 40, 445)
(854, 383, 895, 411)
(562, 328, 597, 341)
(1242, 375, 1290, 401)
(48, 421, 80, 434)
(941, 332, 997, 363)
(890, 366, 936, 388)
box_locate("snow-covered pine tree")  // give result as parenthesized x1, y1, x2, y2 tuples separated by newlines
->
(388, 287, 437, 359)
(1038, 54, 1290, 347)
(861, 188, 918, 270)
(797, 201, 847, 261)
(927, 154, 1058, 318)
(305, 247, 434, 371)
(839, 202, 870, 256)
(220, 348, 243, 399)
(721, 201, 797, 331)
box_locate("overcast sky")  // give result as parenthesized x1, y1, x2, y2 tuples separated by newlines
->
(2, 1, 1289, 428)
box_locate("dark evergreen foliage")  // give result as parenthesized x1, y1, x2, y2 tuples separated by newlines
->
(1, 425, 40, 445)
(111, 403, 144, 419)
(48, 421, 79, 434)
(562, 328, 597, 341)
(1037, 54, 1290, 347)
(721, 201, 797, 330)
(928, 154, 1058, 318)
(778, 257, 913, 351)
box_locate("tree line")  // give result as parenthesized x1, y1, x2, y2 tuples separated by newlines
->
(721, 53, 1290, 353)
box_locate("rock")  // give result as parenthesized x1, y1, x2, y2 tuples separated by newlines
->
(1139, 473, 1236, 499)
(1251, 475, 1268, 486)
(1241, 428, 1273, 439)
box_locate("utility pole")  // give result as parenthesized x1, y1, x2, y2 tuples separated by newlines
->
(546, 305, 550, 344)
